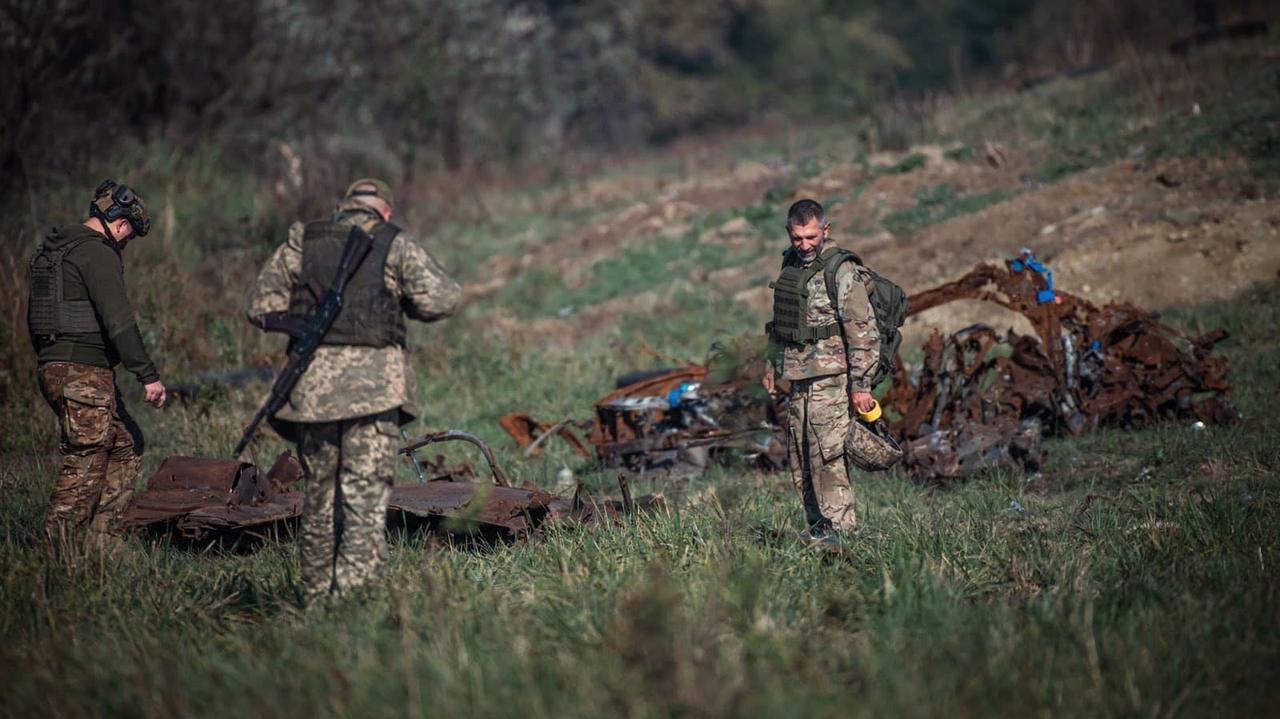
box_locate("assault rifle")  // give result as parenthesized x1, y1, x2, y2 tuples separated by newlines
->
(233, 225, 374, 458)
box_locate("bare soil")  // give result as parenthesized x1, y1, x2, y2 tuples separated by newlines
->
(467, 141, 1279, 348)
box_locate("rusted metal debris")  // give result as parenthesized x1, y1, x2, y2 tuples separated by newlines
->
(884, 252, 1236, 480)
(125, 433, 649, 546)
(399, 429, 514, 487)
(498, 412, 592, 458)
(502, 353, 788, 475)
(125, 453, 304, 542)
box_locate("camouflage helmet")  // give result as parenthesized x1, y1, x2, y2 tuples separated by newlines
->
(90, 179, 151, 237)
(844, 416, 904, 472)
(344, 177, 394, 208)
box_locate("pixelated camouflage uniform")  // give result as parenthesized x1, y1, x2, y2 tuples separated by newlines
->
(771, 247, 879, 532)
(245, 200, 460, 606)
(29, 224, 159, 544)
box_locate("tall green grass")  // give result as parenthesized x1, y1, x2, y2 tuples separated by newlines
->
(2, 273, 1276, 718)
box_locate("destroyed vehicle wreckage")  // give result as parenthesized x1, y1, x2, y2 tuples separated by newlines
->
(503, 252, 1235, 482)
(883, 251, 1235, 479)
(125, 432, 652, 547)
(501, 360, 788, 475)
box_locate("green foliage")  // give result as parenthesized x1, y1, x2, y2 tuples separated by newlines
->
(881, 184, 1013, 236)
(494, 230, 731, 321)
(943, 145, 975, 162)
(877, 152, 929, 175)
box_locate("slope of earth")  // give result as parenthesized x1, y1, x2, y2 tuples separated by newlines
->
(449, 43, 1279, 354)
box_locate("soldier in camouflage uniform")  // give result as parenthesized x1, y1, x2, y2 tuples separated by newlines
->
(763, 199, 879, 538)
(245, 179, 460, 607)
(27, 180, 168, 548)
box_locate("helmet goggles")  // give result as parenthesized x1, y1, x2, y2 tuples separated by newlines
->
(91, 179, 151, 237)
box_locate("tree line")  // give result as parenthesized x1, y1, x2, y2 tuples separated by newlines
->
(0, 0, 1269, 192)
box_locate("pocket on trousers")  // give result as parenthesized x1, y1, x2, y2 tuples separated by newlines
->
(807, 411, 850, 463)
(62, 386, 113, 448)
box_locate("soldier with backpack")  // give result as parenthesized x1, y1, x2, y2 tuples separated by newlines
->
(763, 199, 906, 541)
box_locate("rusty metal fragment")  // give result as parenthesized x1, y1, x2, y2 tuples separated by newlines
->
(125, 452, 303, 542)
(124, 432, 649, 546)
(503, 352, 787, 475)
(885, 253, 1236, 480)
(498, 412, 592, 458)
(400, 429, 513, 486)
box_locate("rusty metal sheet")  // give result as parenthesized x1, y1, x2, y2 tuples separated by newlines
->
(125, 452, 304, 542)
(387, 482, 556, 533)
(124, 433, 646, 545)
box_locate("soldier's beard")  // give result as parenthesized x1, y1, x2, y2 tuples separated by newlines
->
(799, 240, 823, 261)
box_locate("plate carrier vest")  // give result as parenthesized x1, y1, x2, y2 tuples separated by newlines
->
(767, 245, 908, 389)
(28, 236, 104, 342)
(766, 246, 850, 345)
(288, 220, 405, 347)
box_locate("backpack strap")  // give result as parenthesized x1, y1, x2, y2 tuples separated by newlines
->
(816, 247, 859, 333)
(819, 248, 866, 400)
(373, 220, 401, 246)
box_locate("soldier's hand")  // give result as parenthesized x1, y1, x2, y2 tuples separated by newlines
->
(145, 380, 167, 408)
(851, 391, 875, 414)
(761, 373, 776, 396)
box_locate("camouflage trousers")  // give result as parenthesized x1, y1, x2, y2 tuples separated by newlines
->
(37, 362, 143, 541)
(294, 410, 399, 607)
(787, 373, 857, 532)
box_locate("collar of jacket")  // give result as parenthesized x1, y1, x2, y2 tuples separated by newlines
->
(333, 201, 384, 229)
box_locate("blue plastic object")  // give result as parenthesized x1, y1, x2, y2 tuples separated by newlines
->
(1012, 250, 1056, 304)
(667, 383, 690, 409)
(1090, 340, 1101, 352)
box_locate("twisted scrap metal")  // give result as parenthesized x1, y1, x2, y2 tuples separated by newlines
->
(400, 430, 511, 487)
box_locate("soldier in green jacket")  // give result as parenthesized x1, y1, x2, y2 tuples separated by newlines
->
(763, 199, 880, 541)
(245, 179, 461, 608)
(27, 180, 168, 548)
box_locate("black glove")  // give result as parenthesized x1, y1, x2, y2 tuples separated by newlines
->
(260, 311, 309, 340)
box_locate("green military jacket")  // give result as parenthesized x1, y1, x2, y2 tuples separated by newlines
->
(28, 224, 159, 384)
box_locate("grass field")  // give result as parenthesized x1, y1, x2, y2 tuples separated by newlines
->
(1, 42, 1278, 718)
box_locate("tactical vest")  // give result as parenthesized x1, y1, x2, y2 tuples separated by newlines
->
(768, 246, 909, 389)
(288, 220, 405, 347)
(767, 247, 845, 345)
(27, 237, 102, 342)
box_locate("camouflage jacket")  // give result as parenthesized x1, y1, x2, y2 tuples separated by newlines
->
(774, 249, 880, 391)
(244, 203, 461, 424)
